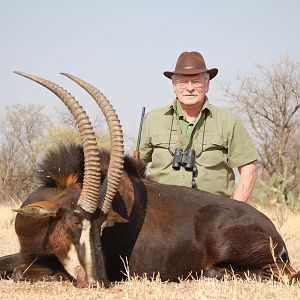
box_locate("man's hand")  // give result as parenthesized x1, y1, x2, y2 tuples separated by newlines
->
(132, 150, 140, 160)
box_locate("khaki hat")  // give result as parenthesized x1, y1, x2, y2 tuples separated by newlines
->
(164, 51, 218, 80)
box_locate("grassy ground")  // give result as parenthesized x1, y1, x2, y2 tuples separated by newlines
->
(0, 204, 300, 300)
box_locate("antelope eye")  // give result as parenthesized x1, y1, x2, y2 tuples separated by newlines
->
(73, 211, 83, 226)
(74, 217, 82, 226)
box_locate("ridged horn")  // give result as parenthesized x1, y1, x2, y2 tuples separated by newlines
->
(14, 71, 101, 213)
(61, 73, 124, 214)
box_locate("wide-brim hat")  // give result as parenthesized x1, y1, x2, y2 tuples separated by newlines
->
(164, 51, 218, 80)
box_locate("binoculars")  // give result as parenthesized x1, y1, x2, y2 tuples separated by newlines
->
(172, 148, 196, 171)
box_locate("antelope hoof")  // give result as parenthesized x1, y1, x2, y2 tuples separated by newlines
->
(12, 267, 23, 282)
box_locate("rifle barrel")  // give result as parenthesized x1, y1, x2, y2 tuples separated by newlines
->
(136, 106, 146, 151)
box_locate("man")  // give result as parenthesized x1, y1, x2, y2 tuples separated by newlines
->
(138, 51, 258, 202)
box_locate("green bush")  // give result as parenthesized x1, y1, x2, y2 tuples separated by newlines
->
(256, 173, 298, 211)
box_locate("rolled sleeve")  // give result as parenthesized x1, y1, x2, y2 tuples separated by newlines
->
(227, 117, 259, 168)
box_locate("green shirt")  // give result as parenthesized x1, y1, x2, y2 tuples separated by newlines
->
(139, 98, 259, 197)
(176, 99, 203, 148)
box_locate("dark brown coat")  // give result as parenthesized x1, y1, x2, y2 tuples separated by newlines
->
(8, 143, 296, 283)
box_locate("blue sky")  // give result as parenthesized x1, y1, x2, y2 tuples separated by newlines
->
(1, 0, 299, 135)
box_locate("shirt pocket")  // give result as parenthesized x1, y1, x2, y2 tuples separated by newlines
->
(151, 133, 179, 149)
(151, 133, 179, 169)
(195, 134, 228, 167)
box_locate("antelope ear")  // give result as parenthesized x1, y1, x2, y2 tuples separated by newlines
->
(105, 208, 128, 227)
(13, 200, 62, 218)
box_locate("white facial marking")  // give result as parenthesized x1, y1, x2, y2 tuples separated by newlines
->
(79, 218, 95, 281)
(61, 243, 86, 282)
(60, 218, 96, 285)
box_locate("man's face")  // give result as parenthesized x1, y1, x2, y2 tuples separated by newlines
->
(172, 73, 210, 107)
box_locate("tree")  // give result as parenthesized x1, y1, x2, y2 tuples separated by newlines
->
(0, 104, 51, 203)
(223, 56, 300, 203)
(53, 106, 111, 150)
(0, 102, 132, 204)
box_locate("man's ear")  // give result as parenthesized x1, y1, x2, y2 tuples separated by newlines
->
(13, 199, 63, 218)
(172, 77, 177, 94)
(206, 78, 210, 93)
(173, 85, 177, 94)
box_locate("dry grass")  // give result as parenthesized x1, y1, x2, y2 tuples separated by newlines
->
(0, 204, 300, 300)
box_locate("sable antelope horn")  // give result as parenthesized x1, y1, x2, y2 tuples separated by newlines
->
(14, 71, 101, 213)
(61, 73, 124, 214)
